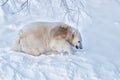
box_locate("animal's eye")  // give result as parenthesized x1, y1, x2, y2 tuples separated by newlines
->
(78, 41, 80, 43)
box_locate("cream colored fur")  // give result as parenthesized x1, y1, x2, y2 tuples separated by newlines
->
(12, 22, 82, 56)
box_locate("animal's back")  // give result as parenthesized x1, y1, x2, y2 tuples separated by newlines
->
(12, 22, 56, 55)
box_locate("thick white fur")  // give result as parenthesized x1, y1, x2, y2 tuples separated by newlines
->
(12, 22, 82, 56)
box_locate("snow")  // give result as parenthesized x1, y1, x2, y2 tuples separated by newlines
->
(0, 0, 120, 80)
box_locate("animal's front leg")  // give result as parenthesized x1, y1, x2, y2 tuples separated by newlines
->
(62, 41, 74, 55)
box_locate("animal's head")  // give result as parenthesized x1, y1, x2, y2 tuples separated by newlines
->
(52, 23, 83, 49)
(67, 27, 83, 49)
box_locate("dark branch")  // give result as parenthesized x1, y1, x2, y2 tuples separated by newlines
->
(2, 0, 9, 6)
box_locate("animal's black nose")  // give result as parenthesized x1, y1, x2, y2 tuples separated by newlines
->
(75, 46, 79, 49)
(80, 46, 83, 49)
(79, 41, 83, 49)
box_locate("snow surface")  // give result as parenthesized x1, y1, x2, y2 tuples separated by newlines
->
(0, 0, 120, 80)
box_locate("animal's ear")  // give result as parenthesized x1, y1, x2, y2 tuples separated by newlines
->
(72, 34, 75, 39)
(51, 26, 68, 39)
(66, 33, 74, 46)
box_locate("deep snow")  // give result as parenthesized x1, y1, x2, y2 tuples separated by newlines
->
(0, 0, 120, 80)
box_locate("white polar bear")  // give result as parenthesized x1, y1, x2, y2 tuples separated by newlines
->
(12, 22, 83, 56)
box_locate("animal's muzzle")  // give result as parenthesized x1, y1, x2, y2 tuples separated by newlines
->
(75, 42, 83, 49)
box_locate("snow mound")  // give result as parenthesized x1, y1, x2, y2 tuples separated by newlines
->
(0, 48, 120, 80)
